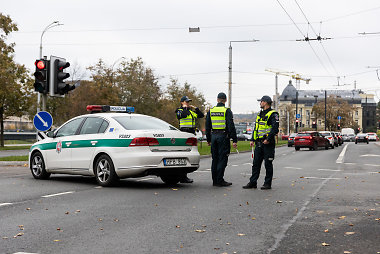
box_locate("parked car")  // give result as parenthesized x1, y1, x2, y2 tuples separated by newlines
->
(281, 134, 289, 140)
(237, 132, 251, 141)
(366, 132, 379, 141)
(355, 133, 369, 144)
(319, 131, 335, 149)
(334, 132, 343, 146)
(342, 133, 355, 142)
(287, 133, 297, 147)
(294, 132, 329, 151)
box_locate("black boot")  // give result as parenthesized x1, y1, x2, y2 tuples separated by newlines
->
(260, 185, 271, 190)
(242, 182, 257, 189)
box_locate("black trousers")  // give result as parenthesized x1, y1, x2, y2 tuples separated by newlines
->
(211, 133, 230, 184)
(249, 143, 275, 186)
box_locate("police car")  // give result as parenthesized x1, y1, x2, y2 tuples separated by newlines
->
(29, 105, 200, 186)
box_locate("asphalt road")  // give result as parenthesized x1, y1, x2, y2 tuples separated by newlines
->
(0, 149, 29, 158)
(0, 142, 379, 254)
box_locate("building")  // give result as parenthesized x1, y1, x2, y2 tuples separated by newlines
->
(278, 81, 376, 133)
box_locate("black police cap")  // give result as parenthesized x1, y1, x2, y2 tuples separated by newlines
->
(260, 95, 272, 103)
(180, 96, 192, 102)
(217, 92, 227, 100)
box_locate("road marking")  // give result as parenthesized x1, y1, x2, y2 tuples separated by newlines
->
(317, 169, 342, 172)
(136, 177, 155, 182)
(302, 176, 342, 180)
(195, 170, 210, 173)
(0, 203, 12, 207)
(13, 252, 39, 254)
(369, 172, 380, 174)
(336, 143, 349, 164)
(267, 174, 336, 253)
(284, 166, 302, 170)
(41, 191, 74, 198)
(204, 168, 211, 171)
(364, 164, 380, 167)
(231, 165, 239, 167)
(360, 154, 380, 157)
(344, 162, 356, 165)
(243, 163, 252, 166)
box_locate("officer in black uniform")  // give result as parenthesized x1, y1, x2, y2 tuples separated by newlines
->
(243, 96, 279, 190)
(205, 92, 237, 187)
(175, 95, 204, 183)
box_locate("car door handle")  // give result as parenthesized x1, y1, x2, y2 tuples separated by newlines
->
(66, 142, 72, 147)
(91, 141, 98, 146)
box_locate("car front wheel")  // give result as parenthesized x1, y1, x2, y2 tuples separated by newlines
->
(30, 152, 50, 179)
(95, 155, 118, 187)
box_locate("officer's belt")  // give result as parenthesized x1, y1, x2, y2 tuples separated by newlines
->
(211, 129, 226, 134)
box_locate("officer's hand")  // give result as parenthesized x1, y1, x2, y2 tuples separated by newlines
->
(232, 142, 237, 149)
(207, 142, 211, 146)
(189, 105, 195, 109)
(250, 141, 254, 147)
(263, 140, 269, 145)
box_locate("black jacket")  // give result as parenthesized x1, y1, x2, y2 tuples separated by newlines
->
(205, 103, 237, 143)
(251, 107, 279, 144)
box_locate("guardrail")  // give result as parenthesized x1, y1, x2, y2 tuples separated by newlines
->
(3, 132, 37, 141)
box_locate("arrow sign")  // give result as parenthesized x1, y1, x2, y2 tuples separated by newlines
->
(33, 111, 53, 132)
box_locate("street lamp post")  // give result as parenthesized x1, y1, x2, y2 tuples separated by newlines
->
(314, 95, 318, 131)
(228, 39, 259, 109)
(38, 21, 63, 112)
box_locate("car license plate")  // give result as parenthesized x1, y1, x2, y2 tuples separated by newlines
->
(164, 158, 187, 166)
(299, 139, 305, 141)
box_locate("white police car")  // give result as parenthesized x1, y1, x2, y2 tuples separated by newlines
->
(29, 105, 200, 186)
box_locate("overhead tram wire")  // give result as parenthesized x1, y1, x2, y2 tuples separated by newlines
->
(294, 0, 339, 77)
(275, 0, 333, 80)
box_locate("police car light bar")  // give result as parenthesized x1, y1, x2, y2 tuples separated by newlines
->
(86, 105, 135, 113)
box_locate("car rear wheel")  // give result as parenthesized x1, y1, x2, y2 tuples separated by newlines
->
(30, 152, 50, 179)
(160, 175, 181, 185)
(325, 143, 329, 150)
(95, 155, 118, 187)
(313, 142, 318, 151)
(295, 146, 300, 151)
(331, 144, 335, 149)
(355, 141, 358, 144)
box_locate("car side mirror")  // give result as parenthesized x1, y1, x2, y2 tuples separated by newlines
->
(46, 131, 55, 138)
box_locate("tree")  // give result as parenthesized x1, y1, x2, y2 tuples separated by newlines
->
(280, 104, 295, 134)
(312, 95, 356, 131)
(161, 78, 207, 128)
(0, 13, 34, 146)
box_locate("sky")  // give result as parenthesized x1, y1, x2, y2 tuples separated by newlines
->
(2, 0, 380, 113)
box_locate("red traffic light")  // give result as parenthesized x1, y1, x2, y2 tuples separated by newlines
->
(36, 60, 45, 69)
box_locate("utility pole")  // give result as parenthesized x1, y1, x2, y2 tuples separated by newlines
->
(275, 73, 279, 112)
(296, 91, 299, 133)
(287, 110, 290, 135)
(325, 90, 327, 131)
(228, 39, 259, 109)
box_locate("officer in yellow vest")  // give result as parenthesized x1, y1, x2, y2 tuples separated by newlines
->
(243, 95, 279, 190)
(205, 92, 237, 187)
(175, 95, 204, 183)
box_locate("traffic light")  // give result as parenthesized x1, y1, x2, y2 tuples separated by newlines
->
(337, 124, 341, 130)
(50, 56, 75, 97)
(295, 119, 299, 128)
(33, 59, 49, 94)
(312, 121, 317, 129)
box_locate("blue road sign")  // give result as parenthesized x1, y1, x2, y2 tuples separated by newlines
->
(296, 114, 300, 118)
(337, 116, 342, 120)
(33, 111, 53, 131)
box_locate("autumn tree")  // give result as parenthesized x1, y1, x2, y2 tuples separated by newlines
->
(0, 13, 34, 146)
(161, 78, 207, 128)
(312, 95, 356, 131)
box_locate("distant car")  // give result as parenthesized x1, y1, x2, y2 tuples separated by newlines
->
(366, 133, 378, 142)
(334, 132, 343, 146)
(287, 133, 297, 147)
(355, 133, 369, 144)
(343, 133, 355, 142)
(237, 133, 251, 141)
(294, 132, 329, 151)
(281, 134, 289, 140)
(319, 131, 335, 149)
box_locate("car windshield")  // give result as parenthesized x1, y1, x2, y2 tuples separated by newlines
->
(297, 133, 311, 137)
(320, 133, 330, 137)
(113, 115, 177, 130)
(289, 133, 297, 137)
(348, 134, 355, 136)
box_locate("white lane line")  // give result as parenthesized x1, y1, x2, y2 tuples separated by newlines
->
(284, 166, 302, 170)
(13, 252, 39, 254)
(195, 170, 210, 173)
(267, 174, 336, 253)
(336, 143, 349, 164)
(136, 177, 155, 182)
(0, 203, 12, 207)
(360, 154, 380, 157)
(204, 168, 211, 171)
(344, 162, 356, 165)
(317, 169, 342, 172)
(243, 163, 252, 166)
(282, 154, 287, 156)
(369, 172, 380, 174)
(364, 164, 380, 167)
(231, 165, 239, 167)
(41, 191, 74, 198)
(302, 176, 342, 180)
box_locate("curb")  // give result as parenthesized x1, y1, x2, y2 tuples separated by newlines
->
(0, 161, 28, 167)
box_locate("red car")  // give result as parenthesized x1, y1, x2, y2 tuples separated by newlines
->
(294, 132, 329, 151)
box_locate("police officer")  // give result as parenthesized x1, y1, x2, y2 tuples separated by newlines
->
(243, 95, 279, 190)
(206, 92, 237, 187)
(175, 95, 204, 183)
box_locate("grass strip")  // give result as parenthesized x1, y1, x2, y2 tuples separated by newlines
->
(0, 145, 31, 151)
(0, 155, 29, 161)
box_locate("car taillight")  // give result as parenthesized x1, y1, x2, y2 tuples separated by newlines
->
(129, 137, 159, 146)
(185, 137, 197, 146)
(328, 137, 333, 140)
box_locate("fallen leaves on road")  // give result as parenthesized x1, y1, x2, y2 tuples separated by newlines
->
(321, 242, 330, 246)
(175, 225, 180, 228)
(13, 232, 24, 238)
(226, 243, 230, 245)
(194, 229, 205, 233)
(344, 251, 351, 254)
(375, 218, 380, 221)
(75, 210, 80, 213)
(53, 239, 61, 242)
(246, 201, 249, 205)
(276, 200, 283, 203)
(26, 208, 31, 210)
(345, 232, 355, 235)
(324, 229, 329, 233)
(2, 237, 8, 239)
(300, 176, 304, 178)
(237, 233, 246, 236)
(114, 218, 119, 222)
(316, 210, 325, 214)
(154, 192, 158, 195)
(56, 228, 61, 231)
(172, 188, 178, 191)
(251, 217, 256, 220)
(349, 223, 354, 226)
(98, 218, 103, 221)
(338, 216, 346, 219)
(65, 211, 69, 215)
